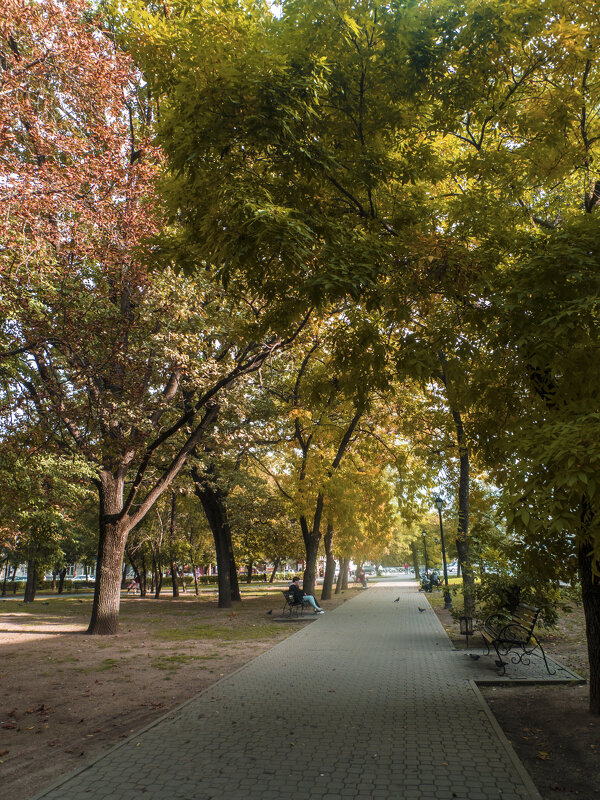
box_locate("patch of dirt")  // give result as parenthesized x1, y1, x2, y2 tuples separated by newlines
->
(0, 584, 356, 799)
(434, 599, 600, 799)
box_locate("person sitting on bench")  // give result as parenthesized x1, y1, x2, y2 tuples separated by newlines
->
(288, 576, 325, 614)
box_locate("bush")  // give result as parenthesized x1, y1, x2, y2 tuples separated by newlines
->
(476, 570, 567, 627)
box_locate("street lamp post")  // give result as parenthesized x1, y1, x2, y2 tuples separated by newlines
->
(421, 530, 430, 574)
(434, 495, 453, 609)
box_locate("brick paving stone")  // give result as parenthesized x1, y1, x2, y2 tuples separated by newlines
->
(31, 580, 546, 800)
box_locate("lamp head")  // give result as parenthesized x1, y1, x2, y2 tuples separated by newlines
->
(434, 495, 444, 511)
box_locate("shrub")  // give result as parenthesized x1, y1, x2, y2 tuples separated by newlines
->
(476, 570, 567, 627)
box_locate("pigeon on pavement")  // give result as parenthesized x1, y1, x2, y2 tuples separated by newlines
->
(418, 606, 427, 612)
(393, 597, 400, 602)
(266, 609, 272, 614)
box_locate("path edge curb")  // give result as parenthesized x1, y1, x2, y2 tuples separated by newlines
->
(28, 597, 350, 800)
(468, 679, 543, 800)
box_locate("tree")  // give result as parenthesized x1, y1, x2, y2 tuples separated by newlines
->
(0, 0, 307, 633)
(122, 0, 451, 307)
(427, 1, 600, 713)
(0, 441, 93, 601)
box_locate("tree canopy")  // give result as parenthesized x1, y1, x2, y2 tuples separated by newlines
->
(3, 0, 600, 713)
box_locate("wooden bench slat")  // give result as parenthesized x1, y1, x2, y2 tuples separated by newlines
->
(478, 602, 555, 676)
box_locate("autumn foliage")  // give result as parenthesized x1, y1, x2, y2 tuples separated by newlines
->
(0, 0, 160, 285)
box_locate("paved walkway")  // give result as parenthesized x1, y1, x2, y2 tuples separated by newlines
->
(33, 581, 544, 800)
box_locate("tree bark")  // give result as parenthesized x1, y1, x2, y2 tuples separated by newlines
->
(452, 405, 475, 617)
(24, 559, 37, 603)
(191, 562, 200, 596)
(411, 541, 420, 580)
(269, 557, 280, 583)
(335, 557, 349, 594)
(169, 492, 179, 598)
(85, 404, 220, 633)
(192, 468, 240, 607)
(438, 352, 476, 618)
(341, 564, 349, 590)
(57, 568, 67, 594)
(246, 560, 253, 583)
(152, 554, 163, 599)
(320, 521, 336, 601)
(300, 503, 322, 597)
(1, 557, 8, 597)
(87, 473, 129, 635)
(139, 554, 147, 597)
(578, 537, 600, 715)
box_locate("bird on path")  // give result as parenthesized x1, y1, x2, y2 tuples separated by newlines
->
(418, 606, 427, 612)
(468, 653, 480, 660)
(266, 609, 273, 615)
(393, 597, 400, 602)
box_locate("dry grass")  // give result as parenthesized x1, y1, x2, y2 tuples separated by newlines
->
(0, 582, 358, 798)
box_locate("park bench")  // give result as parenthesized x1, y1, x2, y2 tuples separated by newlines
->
(480, 602, 555, 676)
(281, 590, 306, 617)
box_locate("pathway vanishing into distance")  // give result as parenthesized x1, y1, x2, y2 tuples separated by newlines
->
(33, 578, 560, 800)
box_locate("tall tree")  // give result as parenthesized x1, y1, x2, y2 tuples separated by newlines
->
(0, 0, 306, 633)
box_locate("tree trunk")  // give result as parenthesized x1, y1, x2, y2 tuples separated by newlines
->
(169, 492, 179, 597)
(88, 473, 129, 635)
(191, 562, 200, 596)
(411, 541, 420, 579)
(335, 557, 349, 594)
(452, 405, 475, 618)
(297, 410, 362, 598)
(341, 563, 349, 590)
(192, 468, 240, 607)
(139, 554, 147, 597)
(152, 555, 163, 599)
(57, 568, 67, 594)
(300, 510, 322, 598)
(2, 557, 9, 597)
(439, 351, 476, 620)
(246, 560, 253, 583)
(24, 559, 37, 603)
(578, 538, 600, 715)
(170, 562, 179, 596)
(229, 554, 241, 600)
(320, 521, 336, 601)
(269, 557, 280, 583)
